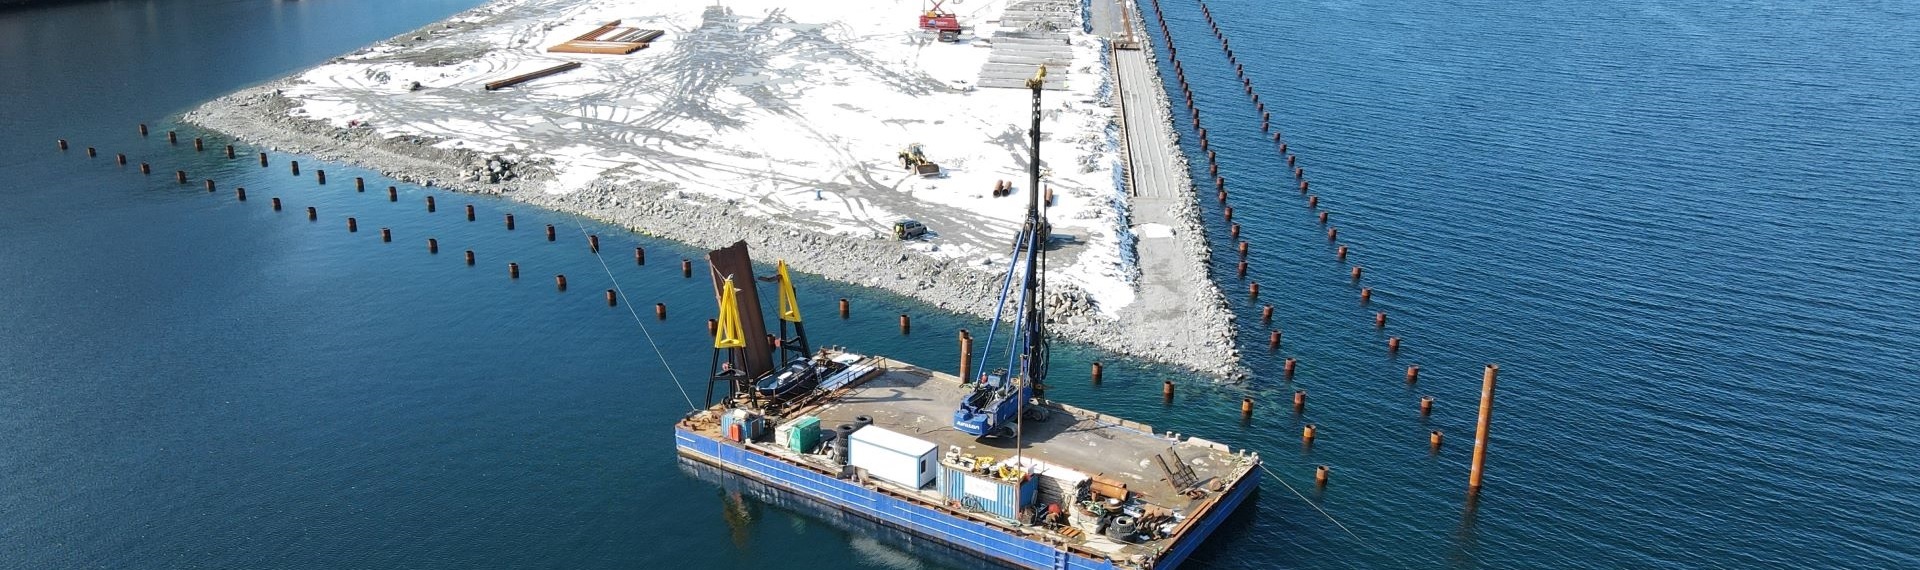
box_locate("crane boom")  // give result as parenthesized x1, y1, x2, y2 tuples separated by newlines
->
(953, 67, 1050, 439)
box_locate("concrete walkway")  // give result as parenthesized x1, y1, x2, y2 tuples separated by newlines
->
(1097, 0, 1239, 374)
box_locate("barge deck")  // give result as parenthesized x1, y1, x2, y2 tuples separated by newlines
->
(676, 354, 1261, 570)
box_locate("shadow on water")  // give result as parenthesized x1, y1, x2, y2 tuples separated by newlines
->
(680, 456, 995, 570)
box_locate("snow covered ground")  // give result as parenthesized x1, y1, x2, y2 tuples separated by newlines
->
(274, 0, 1138, 316)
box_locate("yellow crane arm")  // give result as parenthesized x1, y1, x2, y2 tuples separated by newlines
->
(776, 260, 803, 323)
(713, 276, 747, 348)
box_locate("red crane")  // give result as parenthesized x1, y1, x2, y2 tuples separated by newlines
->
(919, 0, 961, 41)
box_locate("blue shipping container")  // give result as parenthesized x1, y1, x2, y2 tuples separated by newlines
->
(720, 409, 765, 442)
(937, 464, 1038, 521)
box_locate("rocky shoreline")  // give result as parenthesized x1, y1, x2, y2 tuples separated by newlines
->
(181, 0, 1240, 378)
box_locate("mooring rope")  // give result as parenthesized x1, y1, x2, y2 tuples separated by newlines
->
(574, 221, 698, 412)
(1260, 461, 1364, 543)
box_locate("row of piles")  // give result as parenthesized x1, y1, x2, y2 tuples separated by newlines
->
(67, 126, 938, 335)
(1141, 0, 1498, 491)
(59, 125, 725, 317)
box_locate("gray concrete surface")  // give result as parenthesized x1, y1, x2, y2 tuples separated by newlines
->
(1103, 0, 1240, 374)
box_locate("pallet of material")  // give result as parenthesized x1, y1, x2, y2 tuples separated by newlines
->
(547, 19, 662, 55)
(483, 61, 582, 91)
(547, 41, 649, 55)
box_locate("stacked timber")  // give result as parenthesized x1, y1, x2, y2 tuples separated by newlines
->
(547, 20, 663, 55)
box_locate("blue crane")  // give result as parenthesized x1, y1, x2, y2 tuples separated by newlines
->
(954, 67, 1053, 439)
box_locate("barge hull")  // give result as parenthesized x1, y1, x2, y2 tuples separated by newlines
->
(676, 426, 1260, 570)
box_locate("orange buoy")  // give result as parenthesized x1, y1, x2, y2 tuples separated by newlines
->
(1268, 330, 1281, 349)
(1431, 430, 1444, 449)
(1327, 227, 1338, 241)
(1236, 261, 1247, 278)
(899, 314, 911, 334)
(1406, 365, 1421, 384)
(1299, 180, 1309, 192)
(1307, 195, 1318, 208)
(1337, 245, 1348, 261)
(1230, 223, 1240, 238)
(1351, 266, 1364, 281)
(1388, 336, 1402, 352)
(1163, 380, 1174, 400)
(1293, 389, 1307, 412)
(1283, 357, 1297, 378)
(1224, 206, 1234, 220)
(1316, 465, 1329, 487)
(1318, 211, 1329, 224)
(1302, 423, 1317, 444)
(1261, 304, 1273, 322)
(1249, 281, 1260, 297)
(1421, 395, 1434, 416)
(1091, 361, 1103, 383)
(655, 303, 668, 320)
(839, 298, 850, 318)
(1241, 397, 1253, 417)
(1375, 311, 1387, 328)
(1238, 241, 1249, 256)
(707, 319, 717, 335)
(1360, 287, 1372, 303)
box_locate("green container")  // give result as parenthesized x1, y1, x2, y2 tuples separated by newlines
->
(788, 415, 822, 453)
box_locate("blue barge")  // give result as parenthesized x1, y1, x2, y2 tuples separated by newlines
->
(675, 355, 1261, 570)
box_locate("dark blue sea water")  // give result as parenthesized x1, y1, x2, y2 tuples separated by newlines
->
(2, 0, 1915, 568)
